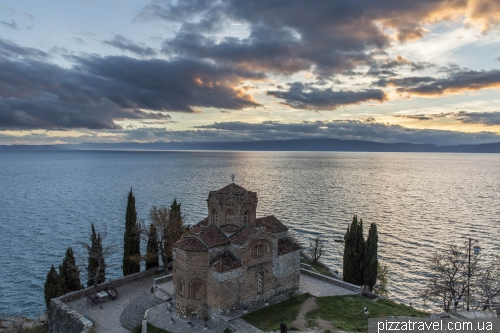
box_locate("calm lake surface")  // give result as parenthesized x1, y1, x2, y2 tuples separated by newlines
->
(0, 150, 499, 316)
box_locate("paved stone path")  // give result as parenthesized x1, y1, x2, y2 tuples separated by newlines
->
(299, 274, 358, 297)
(65, 276, 159, 333)
(120, 292, 164, 331)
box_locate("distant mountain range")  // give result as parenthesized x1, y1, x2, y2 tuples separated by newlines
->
(2, 138, 500, 153)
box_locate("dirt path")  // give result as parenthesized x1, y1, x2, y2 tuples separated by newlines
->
(290, 296, 339, 332)
(290, 296, 317, 331)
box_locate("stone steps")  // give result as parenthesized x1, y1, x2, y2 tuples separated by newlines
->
(119, 292, 164, 331)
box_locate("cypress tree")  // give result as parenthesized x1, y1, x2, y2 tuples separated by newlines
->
(364, 223, 378, 291)
(87, 223, 105, 287)
(354, 218, 365, 285)
(343, 215, 356, 283)
(343, 215, 365, 285)
(165, 199, 184, 264)
(146, 224, 159, 270)
(44, 265, 60, 309)
(59, 247, 83, 295)
(123, 188, 141, 276)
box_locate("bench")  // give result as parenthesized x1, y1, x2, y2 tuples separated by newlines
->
(106, 286, 118, 300)
(86, 293, 99, 306)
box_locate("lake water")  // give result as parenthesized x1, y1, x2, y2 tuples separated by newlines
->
(0, 150, 499, 317)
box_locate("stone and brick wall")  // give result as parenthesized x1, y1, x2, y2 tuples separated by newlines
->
(48, 266, 164, 333)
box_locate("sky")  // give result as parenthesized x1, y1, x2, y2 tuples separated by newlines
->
(1, 0, 500, 146)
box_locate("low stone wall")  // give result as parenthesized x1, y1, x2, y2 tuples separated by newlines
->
(300, 268, 361, 293)
(300, 263, 312, 270)
(153, 274, 172, 286)
(49, 266, 165, 333)
(48, 299, 93, 333)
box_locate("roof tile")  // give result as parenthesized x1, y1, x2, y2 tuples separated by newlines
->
(278, 237, 301, 255)
(210, 252, 242, 272)
(190, 225, 229, 248)
(173, 238, 208, 252)
(229, 227, 259, 245)
(256, 215, 288, 233)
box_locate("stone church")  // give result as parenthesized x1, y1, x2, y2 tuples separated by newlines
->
(172, 183, 301, 319)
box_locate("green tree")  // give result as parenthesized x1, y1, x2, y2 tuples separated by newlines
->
(373, 262, 389, 296)
(59, 247, 83, 295)
(146, 223, 159, 270)
(145, 199, 186, 270)
(363, 223, 378, 291)
(164, 199, 184, 263)
(343, 215, 365, 286)
(123, 188, 141, 276)
(87, 223, 106, 287)
(44, 265, 60, 309)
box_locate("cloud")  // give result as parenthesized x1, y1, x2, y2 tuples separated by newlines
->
(267, 82, 387, 110)
(0, 20, 17, 30)
(140, 0, 500, 76)
(393, 114, 434, 121)
(394, 111, 500, 126)
(163, 27, 311, 74)
(191, 119, 500, 145)
(0, 40, 263, 130)
(0, 37, 49, 60)
(103, 34, 157, 57)
(3, 119, 500, 146)
(365, 55, 435, 77)
(0, 97, 170, 130)
(387, 69, 500, 96)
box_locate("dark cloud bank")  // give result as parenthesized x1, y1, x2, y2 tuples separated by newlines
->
(394, 111, 500, 126)
(0, 37, 261, 130)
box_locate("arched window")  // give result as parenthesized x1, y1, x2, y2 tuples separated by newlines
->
(212, 209, 217, 224)
(190, 280, 204, 300)
(254, 243, 263, 257)
(178, 278, 185, 296)
(244, 210, 250, 224)
(257, 271, 264, 294)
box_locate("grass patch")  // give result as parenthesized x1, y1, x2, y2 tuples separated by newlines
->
(241, 293, 310, 331)
(22, 324, 49, 333)
(146, 323, 171, 333)
(301, 258, 336, 278)
(309, 262, 336, 278)
(306, 295, 429, 332)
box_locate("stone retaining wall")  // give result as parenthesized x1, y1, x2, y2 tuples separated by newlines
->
(48, 299, 93, 333)
(49, 266, 165, 333)
(300, 268, 361, 293)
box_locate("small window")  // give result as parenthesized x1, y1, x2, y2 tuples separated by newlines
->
(257, 271, 264, 294)
(212, 209, 217, 224)
(178, 278, 185, 296)
(254, 244, 263, 256)
(244, 211, 250, 224)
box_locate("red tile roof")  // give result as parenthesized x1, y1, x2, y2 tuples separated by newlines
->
(190, 217, 208, 233)
(210, 252, 242, 272)
(208, 183, 257, 201)
(173, 238, 208, 252)
(256, 215, 288, 233)
(229, 227, 260, 245)
(189, 225, 229, 248)
(278, 237, 301, 255)
(220, 224, 240, 233)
